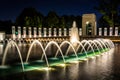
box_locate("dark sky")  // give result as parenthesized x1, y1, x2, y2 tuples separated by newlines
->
(0, 0, 101, 22)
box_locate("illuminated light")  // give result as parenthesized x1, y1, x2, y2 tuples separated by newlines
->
(86, 21, 89, 24)
(89, 56, 95, 59)
(69, 61, 79, 64)
(103, 52, 108, 54)
(57, 64, 66, 67)
(100, 54, 104, 56)
(70, 21, 79, 46)
(42, 67, 52, 71)
(96, 55, 100, 57)
(0, 65, 10, 69)
(78, 61, 83, 63)
(82, 59, 88, 61)
(37, 67, 54, 71)
(71, 37, 78, 43)
(23, 62, 29, 65)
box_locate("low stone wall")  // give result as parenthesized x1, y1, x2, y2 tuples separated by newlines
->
(80, 36, 120, 43)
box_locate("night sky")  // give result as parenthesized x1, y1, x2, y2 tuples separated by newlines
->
(0, 0, 101, 22)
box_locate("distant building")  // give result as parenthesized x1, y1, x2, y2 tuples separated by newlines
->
(82, 13, 97, 36)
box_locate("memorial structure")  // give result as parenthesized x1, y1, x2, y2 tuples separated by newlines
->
(82, 13, 97, 36)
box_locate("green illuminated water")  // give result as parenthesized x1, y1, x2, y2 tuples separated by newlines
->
(0, 48, 108, 76)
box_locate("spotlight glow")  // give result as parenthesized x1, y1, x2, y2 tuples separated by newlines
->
(0, 65, 10, 69)
(82, 59, 88, 61)
(57, 64, 66, 67)
(96, 55, 100, 57)
(89, 57, 95, 59)
(69, 61, 79, 63)
(37, 67, 53, 71)
(71, 37, 78, 43)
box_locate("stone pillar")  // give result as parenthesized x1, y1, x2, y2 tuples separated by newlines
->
(38, 27, 42, 37)
(104, 28, 107, 36)
(44, 28, 47, 37)
(64, 28, 67, 36)
(49, 28, 52, 37)
(99, 28, 102, 36)
(109, 27, 113, 36)
(33, 27, 37, 38)
(12, 26, 16, 39)
(18, 26, 21, 39)
(54, 28, 57, 37)
(23, 27, 26, 38)
(28, 27, 32, 38)
(79, 28, 82, 36)
(59, 28, 62, 36)
(69, 28, 71, 36)
(115, 27, 118, 36)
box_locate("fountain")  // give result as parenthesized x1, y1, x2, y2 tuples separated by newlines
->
(0, 21, 114, 77)
(70, 21, 79, 46)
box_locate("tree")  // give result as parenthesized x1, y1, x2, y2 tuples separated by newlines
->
(75, 16, 82, 28)
(98, 16, 109, 27)
(95, 0, 120, 27)
(15, 7, 44, 27)
(0, 20, 13, 34)
(59, 16, 66, 28)
(61, 15, 75, 28)
(45, 11, 59, 28)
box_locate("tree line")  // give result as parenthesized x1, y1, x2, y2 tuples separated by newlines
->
(15, 7, 82, 29)
(0, 7, 82, 34)
(0, 0, 120, 34)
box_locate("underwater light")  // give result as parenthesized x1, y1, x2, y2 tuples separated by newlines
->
(0, 65, 10, 69)
(57, 64, 66, 67)
(36, 67, 54, 71)
(71, 37, 78, 43)
(82, 58, 88, 61)
(96, 55, 100, 57)
(89, 56, 95, 59)
(69, 61, 79, 64)
(42, 67, 52, 71)
(23, 62, 29, 65)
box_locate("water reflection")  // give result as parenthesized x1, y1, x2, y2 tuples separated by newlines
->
(66, 63, 79, 80)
